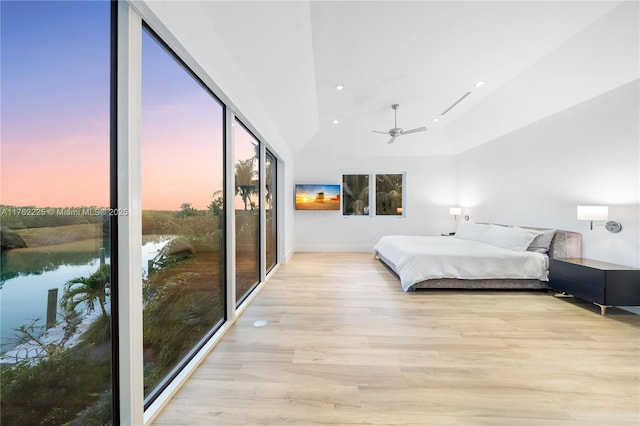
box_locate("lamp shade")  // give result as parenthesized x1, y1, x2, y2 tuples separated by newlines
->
(449, 207, 462, 216)
(577, 205, 608, 221)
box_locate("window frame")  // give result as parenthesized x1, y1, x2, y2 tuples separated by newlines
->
(139, 22, 229, 409)
(342, 173, 371, 217)
(265, 148, 278, 273)
(114, 3, 284, 423)
(374, 172, 406, 217)
(340, 172, 407, 218)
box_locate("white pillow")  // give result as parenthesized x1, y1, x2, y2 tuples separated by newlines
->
(454, 222, 490, 241)
(524, 228, 555, 254)
(480, 224, 541, 251)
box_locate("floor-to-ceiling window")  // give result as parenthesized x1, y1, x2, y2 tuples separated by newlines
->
(1, 2, 281, 420)
(0, 1, 113, 424)
(141, 27, 226, 403)
(234, 120, 260, 304)
(265, 150, 277, 272)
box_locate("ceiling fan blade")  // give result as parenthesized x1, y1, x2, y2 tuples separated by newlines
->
(401, 126, 427, 135)
(387, 136, 397, 144)
(371, 130, 389, 135)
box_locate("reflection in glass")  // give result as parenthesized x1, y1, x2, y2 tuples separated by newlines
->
(234, 120, 260, 304)
(265, 150, 277, 272)
(376, 174, 404, 216)
(0, 1, 112, 424)
(343, 174, 370, 216)
(141, 28, 225, 402)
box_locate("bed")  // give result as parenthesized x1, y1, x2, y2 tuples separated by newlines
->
(373, 223, 582, 292)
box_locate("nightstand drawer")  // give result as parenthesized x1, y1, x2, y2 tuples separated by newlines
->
(550, 259, 605, 287)
(550, 275, 605, 304)
(605, 271, 640, 305)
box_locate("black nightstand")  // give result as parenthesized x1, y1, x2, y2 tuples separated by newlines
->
(549, 258, 640, 315)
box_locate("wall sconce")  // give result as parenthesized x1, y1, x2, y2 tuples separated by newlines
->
(449, 207, 462, 220)
(577, 205, 622, 233)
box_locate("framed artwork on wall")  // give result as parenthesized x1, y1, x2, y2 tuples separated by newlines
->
(295, 184, 340, 210)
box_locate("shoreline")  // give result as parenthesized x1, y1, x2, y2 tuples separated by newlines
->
(0, 308, 103, 366)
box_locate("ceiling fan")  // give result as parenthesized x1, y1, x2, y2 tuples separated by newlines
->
(372, 104, 427, 144)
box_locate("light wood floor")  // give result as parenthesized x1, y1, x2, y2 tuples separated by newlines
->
(153, 252, 640, 425)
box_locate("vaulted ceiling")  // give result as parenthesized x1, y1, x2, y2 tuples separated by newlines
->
(197, 1, 637, 157)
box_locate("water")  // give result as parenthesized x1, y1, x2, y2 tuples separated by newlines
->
(0, 237, 170, 352)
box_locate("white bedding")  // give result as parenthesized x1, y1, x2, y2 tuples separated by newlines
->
(373, 235, 549, 291)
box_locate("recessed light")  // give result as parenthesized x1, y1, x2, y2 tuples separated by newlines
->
(433, 118, 440, 122)
(336, 84, 344, 91)
(333, 119, 339, 124)
(475, 81, 485, 87)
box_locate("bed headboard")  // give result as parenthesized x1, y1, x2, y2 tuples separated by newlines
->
(548, 230, 582, 259)
(525, 227, 582, 259)
(478, 223, 582, 259)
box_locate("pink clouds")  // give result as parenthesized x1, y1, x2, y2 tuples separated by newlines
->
(1, 127, 110, 207)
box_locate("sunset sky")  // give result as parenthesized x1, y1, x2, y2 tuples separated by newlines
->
(1, 1, 110, 208)
(141, 28, 225, 211)
(1, 1, 257, 211)
(296, 184, 341, 200)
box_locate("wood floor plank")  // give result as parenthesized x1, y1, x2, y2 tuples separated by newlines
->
(152, 252, 640, 425)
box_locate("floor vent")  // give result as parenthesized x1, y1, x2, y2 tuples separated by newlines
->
(253, 319, 268, 328)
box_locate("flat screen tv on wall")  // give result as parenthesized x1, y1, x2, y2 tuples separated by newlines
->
(295, 184, 340, 210)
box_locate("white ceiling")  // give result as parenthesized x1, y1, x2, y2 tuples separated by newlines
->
(199, 1, 635, 157)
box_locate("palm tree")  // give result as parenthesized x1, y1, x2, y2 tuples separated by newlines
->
(235, 158, 256, 211)
(265, 162, 273, 209)
(61, 263, 110, 319)
(208, 190, 224, 216)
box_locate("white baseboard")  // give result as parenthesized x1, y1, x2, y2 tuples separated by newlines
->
(284, 248, 295, 263)
(294, 244, 373, 252)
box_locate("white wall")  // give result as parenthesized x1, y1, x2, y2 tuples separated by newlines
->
(293, 152, 458, 251)
(295, 81, 639, 265)
(137, 0, 638, 267)
(457, 80, 640, 267)
(448, 1, 639, 154)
